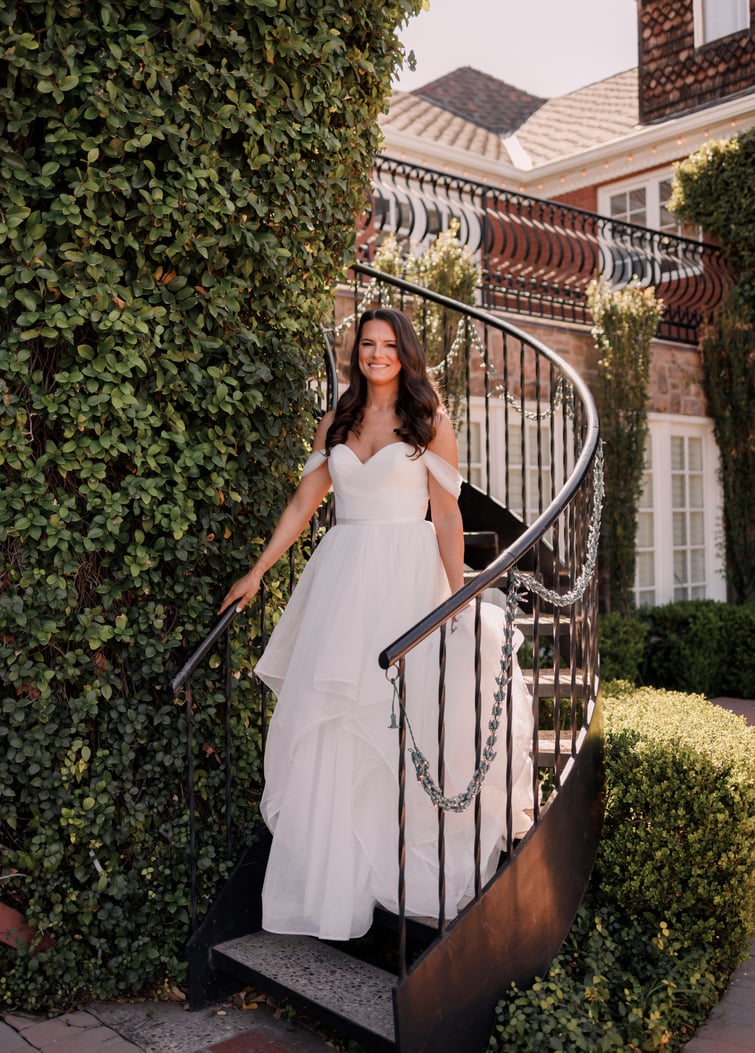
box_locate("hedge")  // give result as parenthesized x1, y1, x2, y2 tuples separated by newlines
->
(489, 682, 755, 1052)
(599, 600, 755, 697)
(0, 0, 422, 1010)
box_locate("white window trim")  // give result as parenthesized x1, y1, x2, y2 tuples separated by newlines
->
(693, 0, 751, 48)
(637, 413, 726, 605)
(597, 169, 702, 287)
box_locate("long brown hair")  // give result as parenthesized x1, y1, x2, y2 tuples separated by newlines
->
(325, 308, 441, 455)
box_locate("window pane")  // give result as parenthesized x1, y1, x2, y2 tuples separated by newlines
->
(687, 437, 703, 471)
(637, 551, 655, 588)
(690, 548, 705, 583)
(688, 475, 704, 508)
(671, 436, 685, 471)
(610, 192, 625, 219)
(639, 471, 653, 510)
(637, 511, 654, 547)
(703, 0, 749, 42)
(691, 585, 706, 600)
(628, 189, 646, 224)
(672, 475, 686, 508)
(689, 511, 705, 545)
(673, 512, 687, 546)
(674, 550, 687, 585)
(638, 590, 656, 608)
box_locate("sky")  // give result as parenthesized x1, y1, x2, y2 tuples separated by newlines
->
(393, 0, 639, 98)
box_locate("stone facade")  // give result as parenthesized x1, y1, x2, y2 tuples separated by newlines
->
(639, 0, 755, 123)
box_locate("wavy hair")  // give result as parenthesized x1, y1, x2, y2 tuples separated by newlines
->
(325, 308, 441, 456)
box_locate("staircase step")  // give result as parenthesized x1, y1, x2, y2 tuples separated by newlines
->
(516, 614, 570, 636)
(521, 669, 588, 697)
(536, 729, 580, 768)
(212, 930, 397, 1046)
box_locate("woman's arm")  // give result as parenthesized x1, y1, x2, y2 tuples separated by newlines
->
(427, 413, 465, 594)
(219, 413, 333, 613)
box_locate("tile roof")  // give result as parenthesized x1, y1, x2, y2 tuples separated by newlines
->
(413, 66, 546, 135)
(515, 69, 640, 165)
(381, 67, 641, 170)
(382, 91, 513, 165)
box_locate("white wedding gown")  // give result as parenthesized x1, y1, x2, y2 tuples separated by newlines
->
(255, 441, 534, 940)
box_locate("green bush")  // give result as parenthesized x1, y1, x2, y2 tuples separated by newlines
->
(598, 612, 648, 682)
(489, 683, 755, 1052)
(0, 0, 422, 1011)
(641, 600, 755, 699)
(598, 601, 755, 697)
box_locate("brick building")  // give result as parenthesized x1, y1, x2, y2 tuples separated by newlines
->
(361, 0, 755, 606)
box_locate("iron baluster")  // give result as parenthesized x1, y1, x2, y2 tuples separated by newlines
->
(473, 596, 482, 897)
(437, 624, 447, 932)
(396, 657, 408, 980)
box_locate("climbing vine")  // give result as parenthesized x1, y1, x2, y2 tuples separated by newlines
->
(670, 128, 755, 602)
(0, 0, 423, 1010)
(586, 280, 663, 615)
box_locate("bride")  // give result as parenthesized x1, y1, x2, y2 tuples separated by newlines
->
(221, 307, 533, 940)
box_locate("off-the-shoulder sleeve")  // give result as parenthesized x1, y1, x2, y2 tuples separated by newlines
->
(302, 448, 329, 478)
(423, 448, 462, 497)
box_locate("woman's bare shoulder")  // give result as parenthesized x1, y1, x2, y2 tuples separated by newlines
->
(313, 409, 335, 448)
(428, 411, 459, 465)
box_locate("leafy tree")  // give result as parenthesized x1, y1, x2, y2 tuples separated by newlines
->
(670, 129, 755, 602)
(0, 0, 422, 1009)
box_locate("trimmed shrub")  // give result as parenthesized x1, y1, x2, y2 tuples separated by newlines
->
(598, 612, 648, 683)
(641, 600, 755, 699)
(489, 683, 755, 1052)
(598, 601, 755, 698)
(0, 0, 422, 1011)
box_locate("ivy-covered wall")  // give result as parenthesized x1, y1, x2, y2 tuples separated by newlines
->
(0, 0, 422, 1008)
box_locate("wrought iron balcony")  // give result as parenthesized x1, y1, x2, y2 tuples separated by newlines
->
(360, 155, 729, 345)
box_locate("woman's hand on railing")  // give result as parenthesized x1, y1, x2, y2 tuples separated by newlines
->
(220, 565, 263, 614)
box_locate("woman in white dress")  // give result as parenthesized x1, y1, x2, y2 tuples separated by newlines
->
(220, 308, 533, 940)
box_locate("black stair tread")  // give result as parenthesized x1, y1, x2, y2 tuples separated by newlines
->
(213, 930, 397, 1043)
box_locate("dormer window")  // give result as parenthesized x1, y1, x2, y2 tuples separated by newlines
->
(693, 0, 750, 47)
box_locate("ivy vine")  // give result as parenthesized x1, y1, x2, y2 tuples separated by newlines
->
(670, 128, 755, 603)
(0, 0, 423, 1010)
(586, 279, 663, 616)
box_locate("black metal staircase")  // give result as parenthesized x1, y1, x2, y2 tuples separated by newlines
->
(170, 266, 604, 1053)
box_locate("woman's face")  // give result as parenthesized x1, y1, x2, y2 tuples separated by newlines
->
(357, 319, 402, 390)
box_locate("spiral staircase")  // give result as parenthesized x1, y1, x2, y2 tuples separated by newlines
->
(170, 266, 604, 1053)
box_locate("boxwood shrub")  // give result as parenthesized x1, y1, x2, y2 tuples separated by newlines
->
(0, 0, 422, 1011)
(489, 682, 755, 1053)
(599, 600, 755, 698)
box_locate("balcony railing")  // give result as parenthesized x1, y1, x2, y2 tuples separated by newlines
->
(359, 155, 729, 345)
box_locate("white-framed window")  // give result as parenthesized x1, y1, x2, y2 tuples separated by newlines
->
(634, 415, 726, 607)
(694, 0, 750, 47)
(598, 171, 702, 287)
